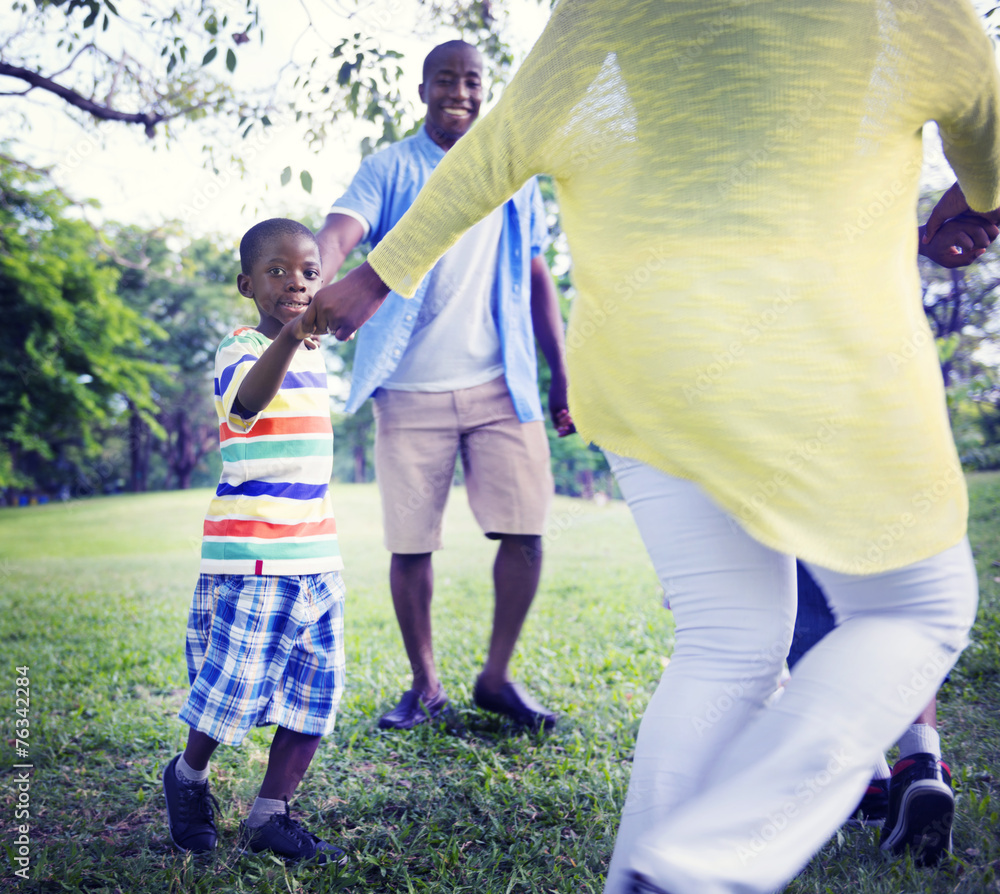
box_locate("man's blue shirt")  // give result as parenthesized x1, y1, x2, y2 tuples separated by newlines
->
(332, 126, 549, 422)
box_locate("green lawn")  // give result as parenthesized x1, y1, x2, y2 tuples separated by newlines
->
(0, 477, 998, 893)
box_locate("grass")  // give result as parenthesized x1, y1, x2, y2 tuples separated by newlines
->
(0, 476, 998, 893)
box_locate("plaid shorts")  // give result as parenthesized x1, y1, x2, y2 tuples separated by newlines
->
(178, 572, 346, 746)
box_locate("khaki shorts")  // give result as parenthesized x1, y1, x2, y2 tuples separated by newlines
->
(373, 376, 553, 553)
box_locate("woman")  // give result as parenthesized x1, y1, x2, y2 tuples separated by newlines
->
(313, 3, 1000, 891)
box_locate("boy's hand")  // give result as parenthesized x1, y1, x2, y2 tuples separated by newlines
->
(287, 301, 321, 349)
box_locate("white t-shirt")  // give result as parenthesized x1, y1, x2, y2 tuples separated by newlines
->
(381, 206, 504, 392)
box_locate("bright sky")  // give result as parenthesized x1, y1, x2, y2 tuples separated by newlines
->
(7, 0, 997, 246)
(7, 1, 552, 245)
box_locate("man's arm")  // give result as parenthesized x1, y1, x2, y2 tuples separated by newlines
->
(922, 182, 1000, 244)
(315, 213, 367, 286)
(529, 255, 575, 436)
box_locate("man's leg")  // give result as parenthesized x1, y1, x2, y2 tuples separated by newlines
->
(456, 377, 556, 728)
(479, 533, 543, 690)
(389, 551, 439, 698)
(372, 388, 458, 729)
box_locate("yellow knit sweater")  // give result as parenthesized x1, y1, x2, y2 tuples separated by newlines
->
(368, 0, 1000, 574)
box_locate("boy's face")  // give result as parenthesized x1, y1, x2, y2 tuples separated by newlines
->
(419, 45, 483, 150)
(237, 233, 322, 338)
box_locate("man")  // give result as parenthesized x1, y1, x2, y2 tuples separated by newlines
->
(315, 40, 571, 732)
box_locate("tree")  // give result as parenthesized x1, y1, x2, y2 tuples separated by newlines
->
(1, 1, 529, 188)
(0, 156, 165, 499)
(111, 225, 249, 490)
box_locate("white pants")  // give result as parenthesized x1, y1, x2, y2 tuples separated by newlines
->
(602, 455, 977, 894)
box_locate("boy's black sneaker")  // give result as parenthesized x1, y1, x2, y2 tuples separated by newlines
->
(627, 872, 673, 894)
(162, 754, 219, 853)
(847, 776, 889, 827)
(238, 803, 347, 865)
(880, 753, 954, 866)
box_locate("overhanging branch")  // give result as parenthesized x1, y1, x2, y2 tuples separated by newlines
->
(0, 61, 167, 137)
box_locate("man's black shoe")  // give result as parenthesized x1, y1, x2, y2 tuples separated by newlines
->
(238, 803, 346, 865)
(473, 678, 557, 730)
(377, 687, 450, 730)
(162, 754, 219, 853)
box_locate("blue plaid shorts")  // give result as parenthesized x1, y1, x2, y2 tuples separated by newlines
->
(178, 572, 346, 745)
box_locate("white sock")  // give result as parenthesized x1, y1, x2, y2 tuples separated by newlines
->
(247, 796, 286, 829)
(176, 754, 209, 783)
(872, 753, 891, 781)
(896, 723, 941, 761)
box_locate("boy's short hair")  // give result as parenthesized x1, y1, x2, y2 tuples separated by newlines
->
(240, 218, 317, 275)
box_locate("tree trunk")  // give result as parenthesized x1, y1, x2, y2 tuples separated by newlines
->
(353, 442, 367, 483)
(128, 405, 149, 492)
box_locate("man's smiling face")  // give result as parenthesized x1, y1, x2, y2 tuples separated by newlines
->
(419, 43, 484, 151)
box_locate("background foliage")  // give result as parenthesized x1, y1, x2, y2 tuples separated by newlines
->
(2, 2, 1000, 501)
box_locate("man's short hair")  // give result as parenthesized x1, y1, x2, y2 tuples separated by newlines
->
(422, 39, 480, 82)
(239, 218, 317, 274)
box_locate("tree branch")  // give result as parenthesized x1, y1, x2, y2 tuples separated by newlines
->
(0, 61, 166, 137)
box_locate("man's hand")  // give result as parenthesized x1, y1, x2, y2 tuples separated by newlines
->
(555, 408, 576, 437)
(312, 262, 392, 341)
(547, 371, 576, 437)
(924, 181, 1000, 243)
(919, 213, 1000, 268)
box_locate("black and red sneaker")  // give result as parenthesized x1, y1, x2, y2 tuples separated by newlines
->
(880, 753, 953, 865)
(627, 872, 672, 894)
(847, 776, 889, 827)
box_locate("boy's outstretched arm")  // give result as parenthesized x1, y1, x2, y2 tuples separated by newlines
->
(234, 307, 320, 418)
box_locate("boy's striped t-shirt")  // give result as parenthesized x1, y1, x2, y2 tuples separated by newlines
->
(200, 327, 342, 575)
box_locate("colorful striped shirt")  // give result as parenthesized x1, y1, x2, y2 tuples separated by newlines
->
(200, 327, 342, 575)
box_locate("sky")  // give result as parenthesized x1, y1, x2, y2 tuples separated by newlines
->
(6, 0, 997, 247)
(5, 0, 552, 245)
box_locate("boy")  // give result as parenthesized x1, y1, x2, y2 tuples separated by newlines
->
(163, 218, 345, 865)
